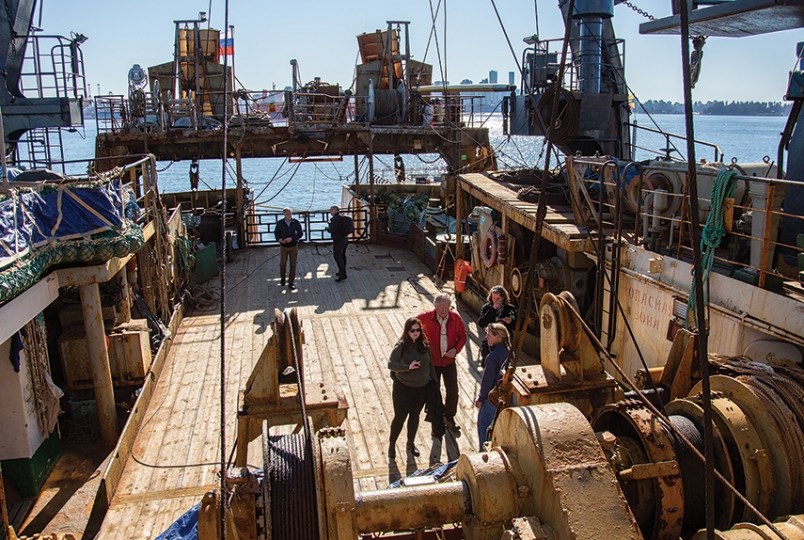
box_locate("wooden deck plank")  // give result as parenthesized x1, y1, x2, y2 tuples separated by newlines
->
(98, 246, 493, 538)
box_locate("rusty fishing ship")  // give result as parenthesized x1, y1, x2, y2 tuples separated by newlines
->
(1, 0, 804, 539)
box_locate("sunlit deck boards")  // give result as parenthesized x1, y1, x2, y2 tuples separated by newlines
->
(459, 172, 594, 252)
(97, 245, 488, 539)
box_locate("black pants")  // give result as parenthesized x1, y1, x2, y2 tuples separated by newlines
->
(425, 379, 446, 438)
(389, 380, 427, 446)
(333, 238, 348, 277)
(434, 363, 458, 423)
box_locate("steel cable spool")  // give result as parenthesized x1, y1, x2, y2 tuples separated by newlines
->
(665, 414, 706, 533)
(265, 432, 320, 540)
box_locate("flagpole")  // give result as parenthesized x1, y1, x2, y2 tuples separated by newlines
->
(229, 25, 236, 89)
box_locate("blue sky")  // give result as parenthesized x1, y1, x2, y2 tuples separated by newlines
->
(42, 0, 801, 103)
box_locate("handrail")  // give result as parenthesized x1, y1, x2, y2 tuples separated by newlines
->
(627, 122, 723, 162)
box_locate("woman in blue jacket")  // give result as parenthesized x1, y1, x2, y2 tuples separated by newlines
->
(475, 323, 510, 450)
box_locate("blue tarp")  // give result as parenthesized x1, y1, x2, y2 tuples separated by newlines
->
(155, 504, 199, 540)
(0, 179, 128, 267)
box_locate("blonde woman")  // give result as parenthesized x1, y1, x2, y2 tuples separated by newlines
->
(475, 322, 510, 450)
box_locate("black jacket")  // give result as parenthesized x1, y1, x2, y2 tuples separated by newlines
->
(478, 302, 517, 333)
(274, 218, 304, 247)
(327, 213, 352, 241)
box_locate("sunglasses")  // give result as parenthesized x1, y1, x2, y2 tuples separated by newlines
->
(409, 328, 422, 333)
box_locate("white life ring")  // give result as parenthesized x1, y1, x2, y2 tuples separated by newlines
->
(481, 230, 498, 268)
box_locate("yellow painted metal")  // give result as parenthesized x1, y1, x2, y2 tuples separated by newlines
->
(455, 448, 520, 537)
(693, 375, 791, 517)
(317, 427, 358, 539)
(492, 403, 641, 540)
(689, 394, 774, 521)
(690, 514, 804, 540)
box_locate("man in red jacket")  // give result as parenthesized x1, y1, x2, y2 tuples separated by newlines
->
(418, 293, 467, 434)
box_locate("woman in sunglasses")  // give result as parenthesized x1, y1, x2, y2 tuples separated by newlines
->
(387, 317, 436, 459)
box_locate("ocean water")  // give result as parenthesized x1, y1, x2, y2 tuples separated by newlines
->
(60, 113, 788, 210)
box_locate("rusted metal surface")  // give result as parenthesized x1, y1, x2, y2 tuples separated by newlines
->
(354, 482, 469, 534)
(455, 448, 518, 536)
(79, 282, 119, 444)
(318, 427, 358, 539)
(593, 400, 684, 539)
(235, 308, 347, 468)
(95, 125, 493, 174)
(492, 403, 641, 540)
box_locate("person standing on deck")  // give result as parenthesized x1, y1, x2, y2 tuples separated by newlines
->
(274, 208, 303, 290)
(387, 317, 436, 459)
(476, 323, 510, 450)
(417, 293, 467, 436)
(326, 205, 352, 281)
(478, 285, 516, 364)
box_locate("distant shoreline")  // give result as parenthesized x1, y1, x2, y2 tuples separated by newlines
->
(638, 112, 789, 117)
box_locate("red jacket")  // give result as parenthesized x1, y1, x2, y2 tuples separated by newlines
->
(417, 309, 467, 367)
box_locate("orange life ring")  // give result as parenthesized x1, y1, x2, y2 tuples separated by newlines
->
(481, 230, 498, 268)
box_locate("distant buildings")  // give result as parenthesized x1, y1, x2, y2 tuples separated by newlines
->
(489, 70, 498, 84)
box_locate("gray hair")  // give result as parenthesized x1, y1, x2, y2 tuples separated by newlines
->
(434, 293, 452, 306)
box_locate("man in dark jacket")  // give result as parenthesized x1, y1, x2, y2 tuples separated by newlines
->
(326, 205, 352, 281)
(274, 208, 304, 289)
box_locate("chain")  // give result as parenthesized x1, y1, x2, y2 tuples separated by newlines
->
(623, 0, 655, 21)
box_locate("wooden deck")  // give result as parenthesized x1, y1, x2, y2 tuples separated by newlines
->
(97, 244, 488, 539)
(458, 172, 594, 252)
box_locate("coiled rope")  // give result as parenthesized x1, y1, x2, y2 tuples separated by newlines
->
(686, 168, 737, 330)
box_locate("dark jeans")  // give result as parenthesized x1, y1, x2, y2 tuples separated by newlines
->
(425, 379, 446, 438)
(333, 238, 348, 277)
(389, 380, 427, 446)
(477, 400, 497, 451)
(434, 363, 458, 423)
(279, 245, 298, 284)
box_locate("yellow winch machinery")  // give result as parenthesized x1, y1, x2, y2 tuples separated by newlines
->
(197, 297, 804, 540)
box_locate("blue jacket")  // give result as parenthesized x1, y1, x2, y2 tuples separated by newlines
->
(274, 218, 303, 247)
(478, 343, 509, 404)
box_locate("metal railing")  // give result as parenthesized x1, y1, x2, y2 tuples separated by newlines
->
(628, 122, 724, 162)
(95, 85, 496, 135)
(245, 206, 369, 247)
(565, 155, 803, 288)
(17, 34, 87, 100)
(520, 36, 626, 95)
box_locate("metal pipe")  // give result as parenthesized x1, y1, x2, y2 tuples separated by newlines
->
(354, 482, 470, 533)
(414, 83, 515, 94)
(79, 282, 119, 444)
(579, 17, 604, 93)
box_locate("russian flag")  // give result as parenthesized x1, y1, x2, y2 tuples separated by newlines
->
(219, 37, 234, 56)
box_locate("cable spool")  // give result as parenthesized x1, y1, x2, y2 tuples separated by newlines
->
(666, 414, 706, 533)
(373, 88, 399, 124)
(536, 86, 579, 143)
(265, 432, 320, 540)
(481, 230, 498, 268)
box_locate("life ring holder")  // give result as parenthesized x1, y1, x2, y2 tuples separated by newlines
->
(481, 230, 498, 268)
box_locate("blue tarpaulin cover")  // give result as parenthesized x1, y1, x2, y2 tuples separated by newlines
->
(0, 179, 127, 268)
(0, 175, 144, 304)
(155, 503, 199, 540)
